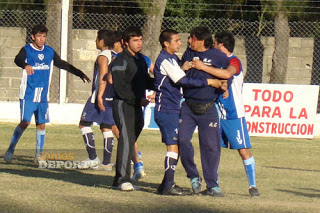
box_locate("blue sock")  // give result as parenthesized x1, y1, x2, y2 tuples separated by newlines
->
(163, 152, 178, 190)
(80, 127, 97, 160)
(133, 162, 143, 171)
(243, 156, 256, 187)
(8, 126, 24, 152)
(36, 129, 45, 156)
(102, 131, 114, 165)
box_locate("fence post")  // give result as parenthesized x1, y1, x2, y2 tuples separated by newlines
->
(59, 0, 69, 104)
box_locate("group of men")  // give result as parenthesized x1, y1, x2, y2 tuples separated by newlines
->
(3, 23, 259, 197)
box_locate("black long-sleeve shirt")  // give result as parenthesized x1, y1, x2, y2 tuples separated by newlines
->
(14, 47, 86, 78)
(111, 48, 154, 106)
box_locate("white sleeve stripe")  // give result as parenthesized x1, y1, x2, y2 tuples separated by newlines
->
(160, 59, 186, 83)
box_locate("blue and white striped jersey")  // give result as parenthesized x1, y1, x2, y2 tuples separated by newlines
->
(218, 55, 245, 119)
(19, 43, 55, 103)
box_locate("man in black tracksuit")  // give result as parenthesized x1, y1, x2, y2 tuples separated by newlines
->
(111, 26, 153, 191)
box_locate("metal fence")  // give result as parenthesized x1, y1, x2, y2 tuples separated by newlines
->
(0, 9, 319, 111)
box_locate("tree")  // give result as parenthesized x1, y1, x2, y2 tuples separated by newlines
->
(138, 0, 167, 61)
(263, 0, 308, 84)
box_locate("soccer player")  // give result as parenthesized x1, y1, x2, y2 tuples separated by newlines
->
(192, 31, 260, 197)
(77, 30, 120, 170)
(4, 24, 90, 163)
(178, 26, 229, 197)
(111, 26, 154, 191)
(154, 29, 225, 196)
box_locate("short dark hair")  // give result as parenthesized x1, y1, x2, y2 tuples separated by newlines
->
(31, 24, 48, 35)
(214, 31, 235, 53)
(190, 26, 213, 49)
(97, 30, 114, 48)
(159, 29, 179, 48)
(122, 26, 143, 43)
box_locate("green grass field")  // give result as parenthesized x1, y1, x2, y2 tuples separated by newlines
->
(0, 122, 319, 213)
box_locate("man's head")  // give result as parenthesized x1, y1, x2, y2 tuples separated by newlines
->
(122, 26, 143, 55)
(159, 29, 181, 54)
(112, 31, 124, 53)
(214, 31, 235, 54)
(188, 26, 213, 51)
(31, 24, 48, 49)
(96, 30, 114, 50)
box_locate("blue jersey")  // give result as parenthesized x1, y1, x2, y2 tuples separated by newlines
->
(218, 55, 245, 120)
(181, 47, 229, 103)
(89, 49, 115, 106)
(154, 49, 207, 114)
(19, 44, 55, 103)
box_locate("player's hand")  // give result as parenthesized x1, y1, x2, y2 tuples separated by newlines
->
(140, 98, 149, 107)
(192, 59, 206, 71)
(97, 96, 105, 112)
(222, 89, 229, 99)
(181, 61, 192, 71)
(207, 79, 223, 88)
(147, 92, 156, 103)
(81, 74, 91, 83)
(220, 81, 228, 91)
(25, 65, 34, 75)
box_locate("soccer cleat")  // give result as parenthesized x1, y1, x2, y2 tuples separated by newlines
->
(202, 187, 224, 197)
(131, 168, 146, 181)
(190, 177, 202, 194)
(4, 149, 14, 163)
(157, 183, 165, 195)
(249, 186, 260, 197)
(34, 154, 46, 164)
(77, 157, 100, 169)
(119, 182, 135, 191)
(92, 163, 114, 171)
(161, 184, 191, 196)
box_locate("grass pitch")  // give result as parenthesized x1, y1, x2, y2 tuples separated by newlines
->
(0, 122, 319, 213)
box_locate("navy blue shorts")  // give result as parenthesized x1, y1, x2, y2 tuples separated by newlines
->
(80, 98, 115, 127)
(20, 99, 49, 124)
(154, 111, 179, 145)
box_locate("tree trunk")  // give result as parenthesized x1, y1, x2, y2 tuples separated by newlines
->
(141, 0, 167, 62)
(269, 0, 290, 84)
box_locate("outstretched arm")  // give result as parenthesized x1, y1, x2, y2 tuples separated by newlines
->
(53, 51, 91, 83)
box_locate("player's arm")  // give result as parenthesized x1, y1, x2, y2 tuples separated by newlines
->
(53, 51, 91, 83)
(96, 55, 109, 112)
(161, 59, 207, 88)
(192, 59, 237, 79)
(14, 48, 34, 75)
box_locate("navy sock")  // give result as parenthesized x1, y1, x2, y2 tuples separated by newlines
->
(8, 126, 24, 152)
(102, 131, 114, 165)
(80, 127, 97, 160)
(163, 151, 178, 190)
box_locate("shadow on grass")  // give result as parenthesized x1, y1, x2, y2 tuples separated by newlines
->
(263, 166, 320, 173)
(0, 154, 161, 194)
(276, 188, 320, 198)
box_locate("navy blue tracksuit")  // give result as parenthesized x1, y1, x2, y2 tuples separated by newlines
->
(179, 47, 229, 188)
